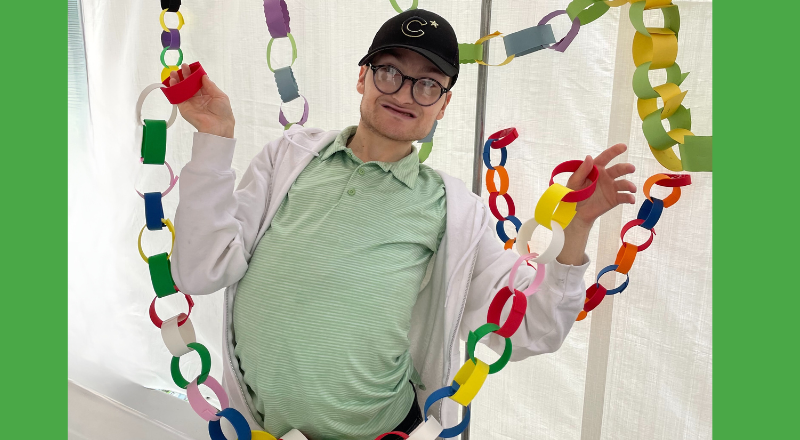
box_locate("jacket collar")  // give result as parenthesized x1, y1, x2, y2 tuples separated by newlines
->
(319, 125, 421, 189)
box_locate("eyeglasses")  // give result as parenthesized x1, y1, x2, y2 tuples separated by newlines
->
(367, 63, 450, 107)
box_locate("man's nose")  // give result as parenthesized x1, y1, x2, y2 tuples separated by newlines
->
(396, 78, 415, 104)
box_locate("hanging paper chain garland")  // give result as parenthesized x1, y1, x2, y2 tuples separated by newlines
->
(456, 0, 711, 172)
(575, 172, 691, 320)
(264, 0, 310, 130)
(137, 2, 309, 440)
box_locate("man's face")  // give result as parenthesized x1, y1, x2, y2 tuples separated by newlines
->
(356, 48, 453, 143)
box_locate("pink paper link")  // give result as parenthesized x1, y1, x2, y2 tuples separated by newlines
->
(538, 10, 581, 53)
(508, 253, 547, 297)
(136, 157, 179, 198)
(187, 375, 230, 421)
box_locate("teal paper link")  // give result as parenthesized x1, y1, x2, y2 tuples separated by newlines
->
(274, 66, 300, 103)
(503, 25, 556, 58)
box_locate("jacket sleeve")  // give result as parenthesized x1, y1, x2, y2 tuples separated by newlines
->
(459, 215, 590, 361)
(170, 132, 278, 295)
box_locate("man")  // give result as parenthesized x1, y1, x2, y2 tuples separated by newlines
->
(170, 9, 636, 440)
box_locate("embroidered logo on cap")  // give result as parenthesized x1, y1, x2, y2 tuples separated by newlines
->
(402, 16, 428, 38)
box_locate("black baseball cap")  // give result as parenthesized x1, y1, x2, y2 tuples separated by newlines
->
(358, 9, 459, 88)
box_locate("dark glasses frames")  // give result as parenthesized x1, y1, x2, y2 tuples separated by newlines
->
(367, 63, 450, 107)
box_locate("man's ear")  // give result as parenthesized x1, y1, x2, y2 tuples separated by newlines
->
(436, 91, 453, 120)
(356, 65, 368, 95)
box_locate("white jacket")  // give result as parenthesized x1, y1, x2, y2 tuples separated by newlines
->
(171, 125, 590, 434)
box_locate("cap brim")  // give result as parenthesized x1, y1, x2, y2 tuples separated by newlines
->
(358, 45, 458, 78)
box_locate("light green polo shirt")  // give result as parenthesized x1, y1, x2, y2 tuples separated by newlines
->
(233, 125, 446, 440)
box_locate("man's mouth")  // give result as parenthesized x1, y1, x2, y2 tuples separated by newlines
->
(382, 104, 416, 119)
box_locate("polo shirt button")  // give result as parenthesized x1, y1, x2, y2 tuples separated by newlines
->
(347, 188, 356, 196)
(358, 168, 365, 175)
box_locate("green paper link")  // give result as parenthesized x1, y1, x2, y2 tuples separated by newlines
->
(458, 43, 483, 64)
(148, 252, 177, 298)
(418, 141, 433, 163)
(632, 62, 690, 99)
(642, 105, 692, 150)
(566, 0, 611, 26)
(679, 135, 712, 172)
(170, 342, 212, 389)
(390, 0, 418, 14)
(141, 119, 167, 165)
(467, 323, 513, 374)
(630, 2, 681, 37)
(160, 47, 184, 69)
(266, 33, 298, 73)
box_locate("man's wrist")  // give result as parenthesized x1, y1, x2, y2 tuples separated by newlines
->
(199, 124, 235, 139)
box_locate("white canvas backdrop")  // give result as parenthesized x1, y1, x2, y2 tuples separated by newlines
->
(68, 1, 712, 439)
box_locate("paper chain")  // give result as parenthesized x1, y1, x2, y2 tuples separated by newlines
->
(575, 172, 691, 320)
(453, 0, 712, 172)
(136, 2, 309, 440)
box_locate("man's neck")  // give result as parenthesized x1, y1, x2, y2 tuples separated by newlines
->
(346, 121, 414, 163)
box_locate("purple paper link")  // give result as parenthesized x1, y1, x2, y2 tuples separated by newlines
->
(538, 10, 581, 53)
(279, 95, 310, 126)
(161, 28, 180, 49)
(264, 0, 291, 38)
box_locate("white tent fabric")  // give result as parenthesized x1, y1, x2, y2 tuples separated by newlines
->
(68, 1, 711, 439)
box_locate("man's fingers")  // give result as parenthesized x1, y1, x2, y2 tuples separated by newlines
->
(594, 143, 627, 168)
(567, 155, 593, 190)
(613, 179, 637, 194)
(616, 193, 636, 205)
(181, 63, 191, 79)
(606, 162, 636, 180)
(169, 70, 179, 87)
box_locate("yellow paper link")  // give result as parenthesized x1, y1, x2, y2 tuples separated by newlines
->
(636, 83, 687, 120)
(474, 31, 515, 67)
(451, 358, 490, 406)
(159, 9, 185, 32)
(534, 184, 578, 230)
(138, 219, 176, 264)
(604, 0, 629, 6)
(161, 66, 180, 82)
(632, 31, 678, 69)
(251, 431, 278, 440)
(649, 145, 683, 171)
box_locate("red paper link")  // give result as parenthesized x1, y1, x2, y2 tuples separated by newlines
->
(620, 219, 655, 252)
(550, 160, 600, 203)
(487, 127, 519, 149)
(149, 294, 195, 328)
(487, 286, 528, 338)
(583, 283, 607, 313)
(654, 174, 692, 188)
(160, 61, 207, 104)
(489, 192, 516, 221)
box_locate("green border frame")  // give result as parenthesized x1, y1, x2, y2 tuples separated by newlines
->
(716, 1, 796, 438)
(21, 0, 793, 438)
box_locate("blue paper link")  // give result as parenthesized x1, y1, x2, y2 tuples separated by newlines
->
(596, 264, 630, 295)
(144, 192, 165, 231)
(495, 215, 522, 242)
(482, 139, 508, 170)
(503, 24, 556, 58)
(636, 197, 664, 230)
(274, 66, 300, 103)
(423, 385, 472, 438)
(208, 407, 252, 440)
